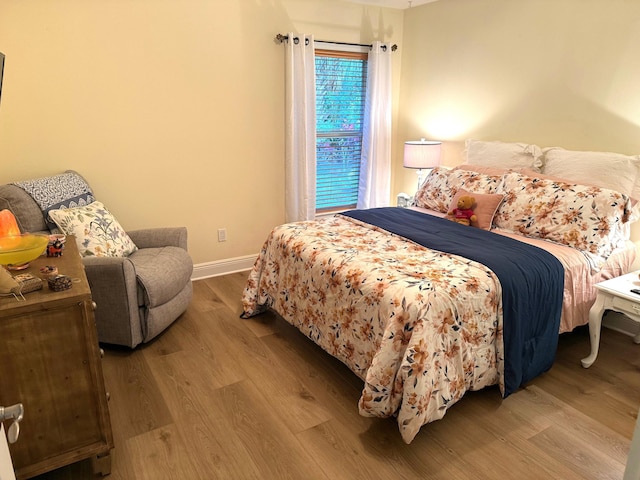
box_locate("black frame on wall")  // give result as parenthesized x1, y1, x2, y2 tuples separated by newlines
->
(0, 52, 4, 105)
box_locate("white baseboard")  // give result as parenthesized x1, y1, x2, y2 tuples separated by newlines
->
(192, 254, 257, 281)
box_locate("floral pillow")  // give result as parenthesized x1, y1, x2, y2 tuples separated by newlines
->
(49, 201, 138, 257)
(413, 167, 504, 213)
(494, 172, 632, 260)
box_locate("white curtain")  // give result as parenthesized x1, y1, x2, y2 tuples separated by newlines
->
(284, 33, 316, 223)
(357, 41, 392, 209)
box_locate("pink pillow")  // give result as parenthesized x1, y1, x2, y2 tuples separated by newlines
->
(448, 189, 504, 230)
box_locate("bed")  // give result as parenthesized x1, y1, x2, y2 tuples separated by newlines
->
(241, 140, 639, 443)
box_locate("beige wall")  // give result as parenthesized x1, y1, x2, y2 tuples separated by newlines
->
(0, 0, 404, 267)
(396, 0, 640, 195)
(3, 0, 640, 268)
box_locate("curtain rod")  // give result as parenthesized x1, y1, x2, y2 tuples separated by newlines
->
(275, 33, 397, 52)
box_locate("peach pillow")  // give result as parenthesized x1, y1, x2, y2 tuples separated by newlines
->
(449, 189, 504, 230)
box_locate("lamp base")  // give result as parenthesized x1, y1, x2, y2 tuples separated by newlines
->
(416, 168, 435, 192)
(416, 169, 424, 192)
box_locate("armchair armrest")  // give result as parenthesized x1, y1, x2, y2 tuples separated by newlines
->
(127, 227, 188, 250)
(81, 256, 142, 348)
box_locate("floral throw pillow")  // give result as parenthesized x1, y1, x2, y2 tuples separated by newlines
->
(494, 172, 632, 260)
(413, 167, 504, 213)
(49, 201, 138, 257)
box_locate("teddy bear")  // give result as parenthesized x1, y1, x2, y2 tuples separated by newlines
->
(448, 195, 477, 226)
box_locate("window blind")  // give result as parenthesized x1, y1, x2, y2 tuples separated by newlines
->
(315, 50, 367, 211)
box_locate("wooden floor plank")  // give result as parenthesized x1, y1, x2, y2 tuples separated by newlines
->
(457, 386, 625, 479)
(121, 424, 200, 480)
(100, 347, 174, 441)
(150, 309, 249, 389)
(533, 361, 639, 438)
(297, 419, 473, 480)
(528, 423, 625, 480)
(138, 372, 265, 480)
(215, 379, 330, 480)
(203, 271, 251, 316)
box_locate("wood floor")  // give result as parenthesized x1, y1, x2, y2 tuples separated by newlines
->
(31, 272, 640, 480)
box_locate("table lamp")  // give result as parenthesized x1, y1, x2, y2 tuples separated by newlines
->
(403, 139, 442, 192)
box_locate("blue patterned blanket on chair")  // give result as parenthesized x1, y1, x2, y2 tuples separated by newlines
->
(12, 170, 95, 231)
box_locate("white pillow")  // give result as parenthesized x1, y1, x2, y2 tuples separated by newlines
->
(464, 139, 543, 172)
(49, 201, 138, 257)
(542, 148, 640, 200)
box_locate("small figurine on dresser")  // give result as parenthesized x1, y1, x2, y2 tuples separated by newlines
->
(39, 265, 59, 279)
(46, 239, 64, 257)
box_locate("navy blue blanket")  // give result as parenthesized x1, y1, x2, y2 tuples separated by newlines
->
(341, 208, 564, 397)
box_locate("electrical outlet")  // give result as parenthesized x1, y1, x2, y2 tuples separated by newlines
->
(218, 228, 227, 242)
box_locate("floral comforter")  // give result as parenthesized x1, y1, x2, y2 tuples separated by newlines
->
(242, 213, 514, 443)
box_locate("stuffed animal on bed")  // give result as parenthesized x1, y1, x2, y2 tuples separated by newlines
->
(448, 194, 477, 226)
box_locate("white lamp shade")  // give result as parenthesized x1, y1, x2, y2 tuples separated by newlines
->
(403, 140, 442, 169)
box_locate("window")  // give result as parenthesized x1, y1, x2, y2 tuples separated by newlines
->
(315, 49, 367, 212)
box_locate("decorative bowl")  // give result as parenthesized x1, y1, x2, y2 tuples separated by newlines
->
(0, 233, 49, 269)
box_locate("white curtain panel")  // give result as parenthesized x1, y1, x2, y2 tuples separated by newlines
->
(284, 33, 316, 223)
(357, 41, 392, 209)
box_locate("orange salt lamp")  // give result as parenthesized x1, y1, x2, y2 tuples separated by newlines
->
(0, 209, 22, 251)
(0, 209, 20, 237)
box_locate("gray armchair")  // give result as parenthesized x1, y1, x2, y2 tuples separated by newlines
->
(0, 174, 193, 348)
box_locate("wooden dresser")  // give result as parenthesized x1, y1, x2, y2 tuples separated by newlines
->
(0, 236, 113, 479)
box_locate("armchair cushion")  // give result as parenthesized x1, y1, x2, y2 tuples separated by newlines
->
(49, 201, 138, 257)
(129, 246, 193, 308)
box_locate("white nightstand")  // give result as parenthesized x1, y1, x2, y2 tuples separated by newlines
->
(581, 271, 640, 368)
